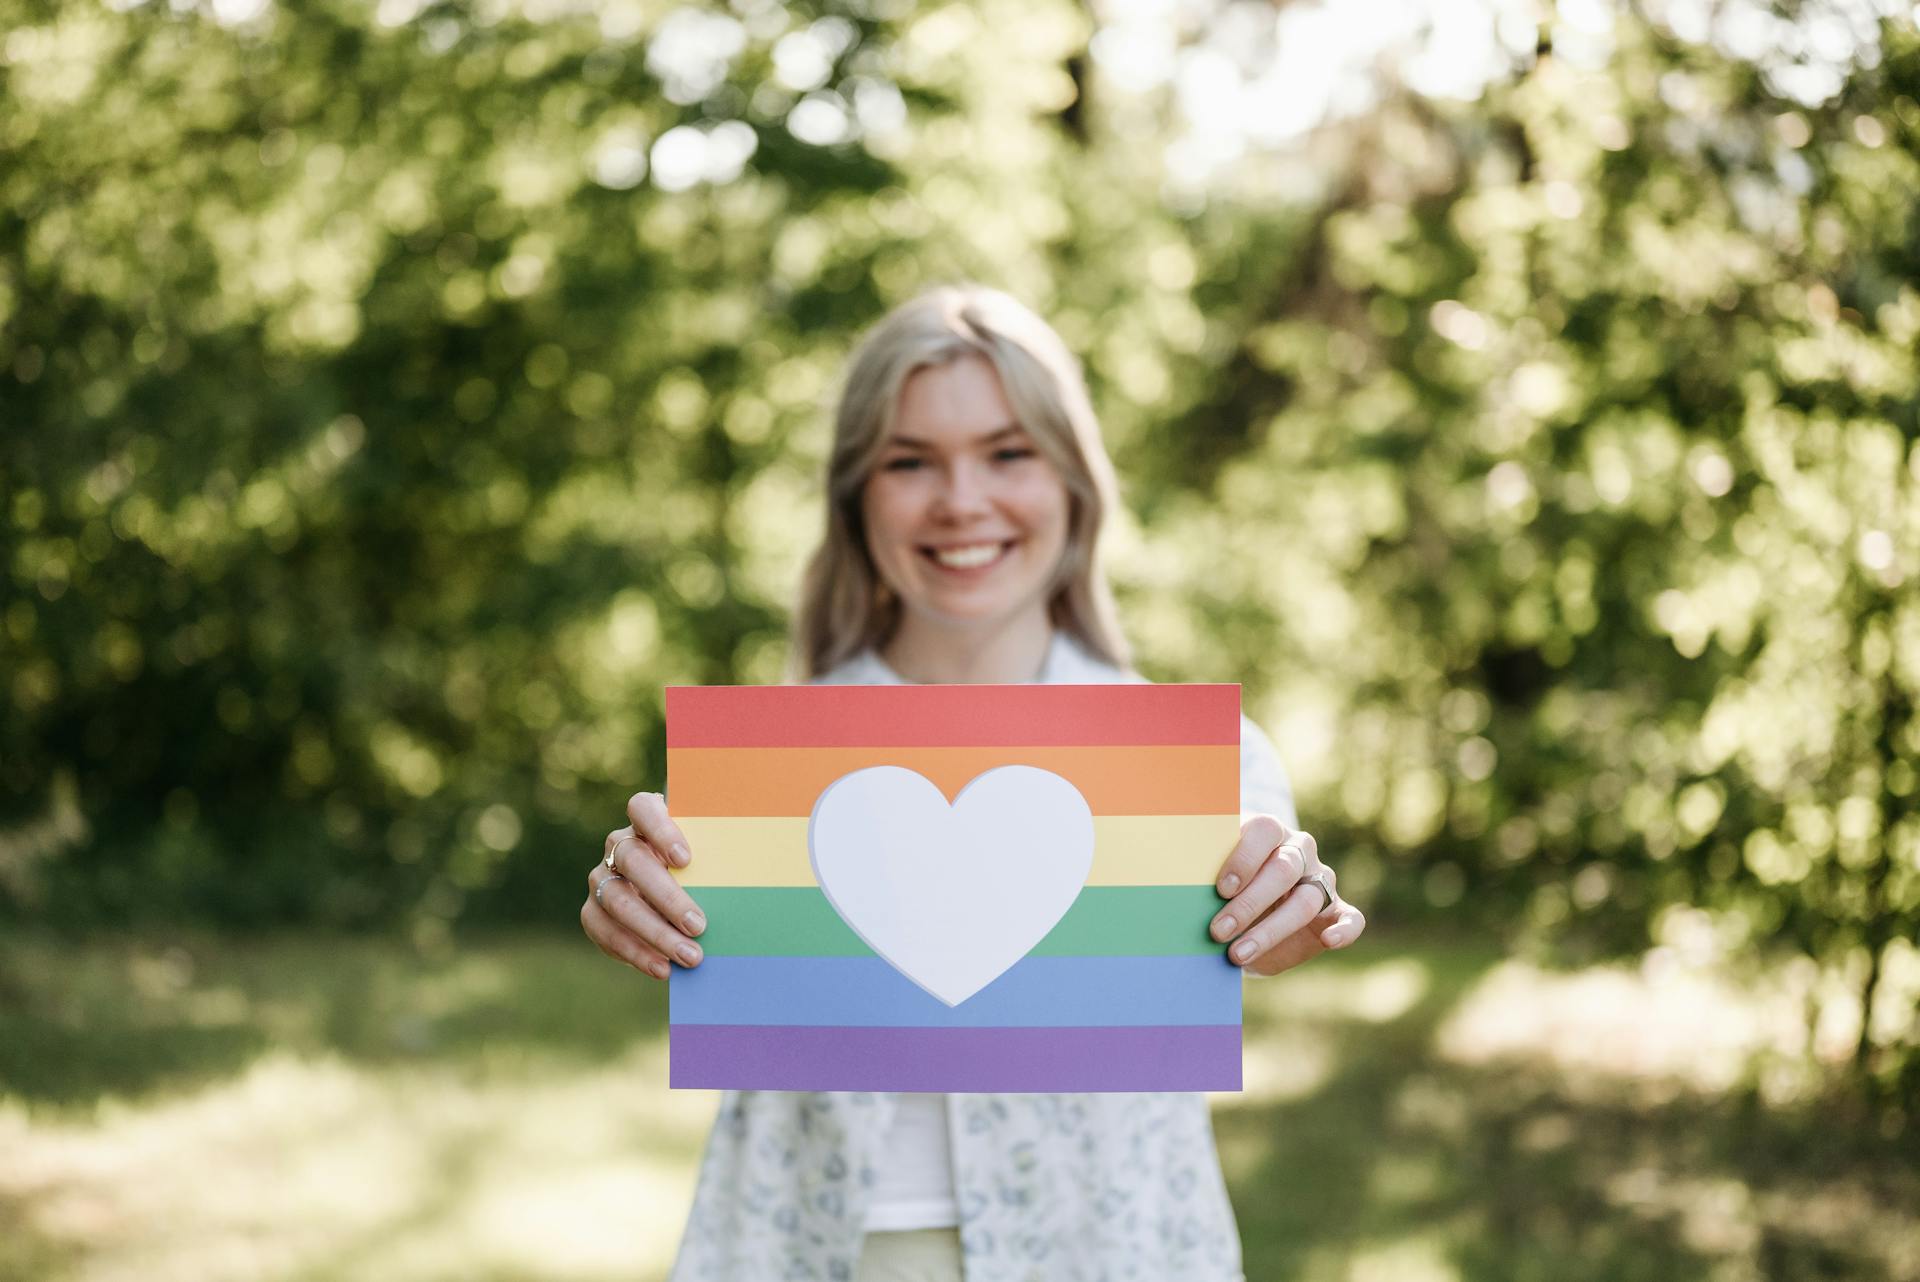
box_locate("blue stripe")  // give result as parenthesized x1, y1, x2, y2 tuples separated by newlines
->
(670, 954, 1241, 1028)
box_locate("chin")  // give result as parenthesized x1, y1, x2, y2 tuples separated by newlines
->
(909, 591, 1048, 630)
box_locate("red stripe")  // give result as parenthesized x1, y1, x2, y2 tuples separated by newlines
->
(666, 683, 1241, 748)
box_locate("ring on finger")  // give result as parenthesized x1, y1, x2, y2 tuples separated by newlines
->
(605, 829, 653, 871)
(1271, 840, 1304, 874)
(595, 872, 626, 909)
(1297, 871, 1333, 915)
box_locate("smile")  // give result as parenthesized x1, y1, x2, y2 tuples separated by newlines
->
(922, 541, 1013, 570)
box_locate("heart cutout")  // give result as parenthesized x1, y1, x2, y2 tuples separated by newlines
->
(807, 765, 1095, 1007)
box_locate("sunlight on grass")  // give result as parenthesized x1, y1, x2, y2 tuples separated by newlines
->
(1253, 954, 1434, 1025)
(0, 934, 714, 1282)
(1223, 957, 1431, 1108)
(1366, 1152, 1445, 1207)
(1433, 956, 1800, 1097)
(6, 931, 1916, 1282)
(0, 1046, 716, 1282)
(1603, 1164, 1920, 1281)
(1345, 1235, 1461, 1282)
(1213, 954, 1437, 1194)
(1235, 1033, 1338, 1106)
(1417, 953, 1920, 1282)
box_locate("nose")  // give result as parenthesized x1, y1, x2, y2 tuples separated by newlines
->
(931, 459, 992, 521)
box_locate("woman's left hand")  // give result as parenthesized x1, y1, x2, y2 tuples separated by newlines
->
(1210, 815, 1365, 977)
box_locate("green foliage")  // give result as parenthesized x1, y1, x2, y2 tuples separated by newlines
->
(1120, 17, 1920, 1100)
(3, 1, 1915, 1098)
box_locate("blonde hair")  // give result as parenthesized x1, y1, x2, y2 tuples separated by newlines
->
(791, 285, 1131, 680)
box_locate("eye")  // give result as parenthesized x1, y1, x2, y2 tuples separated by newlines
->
(880, 455, 926, 472)
(992, 446, 1037, 463)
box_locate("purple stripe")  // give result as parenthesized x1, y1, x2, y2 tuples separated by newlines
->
(670, 1024, 1242, 1093)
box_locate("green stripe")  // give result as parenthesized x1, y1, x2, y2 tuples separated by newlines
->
(690, 886, 1224, 957)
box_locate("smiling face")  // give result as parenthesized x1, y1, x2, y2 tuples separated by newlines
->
(860, 355, 1072, 646)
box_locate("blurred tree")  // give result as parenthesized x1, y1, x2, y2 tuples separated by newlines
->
(3, 0, 908, 934)
(2, 0, 1914, 1105)
(1115, 10, 1920, 1106)
(2, 0, 1114, 939)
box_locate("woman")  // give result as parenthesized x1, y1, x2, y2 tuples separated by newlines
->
(581, 285, 1365, 1282)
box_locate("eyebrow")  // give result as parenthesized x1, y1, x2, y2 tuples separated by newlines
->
(885, 424, 1027, 449)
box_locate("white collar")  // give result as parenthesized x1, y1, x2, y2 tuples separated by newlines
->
(816, 631, 1135, 687)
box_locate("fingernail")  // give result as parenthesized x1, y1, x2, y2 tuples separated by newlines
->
(1232, 939, 1257, 963)
(683, 910, 706, 934)
(670, 842, 692, 867)
(1212, 914, 1237, 941)
(650, 960, 670, 979)
(1218, 874, 1240, 896)
(677, 943, 702, 966)
(1324, 925, 1348, 948)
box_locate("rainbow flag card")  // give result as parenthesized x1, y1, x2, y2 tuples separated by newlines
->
(665, 683, 1244, 1093)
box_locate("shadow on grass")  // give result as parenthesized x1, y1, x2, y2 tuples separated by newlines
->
(0, 928, 669, 1109)
(0, 1196, 78, 1282)
(1225, 929, 1920, 1282)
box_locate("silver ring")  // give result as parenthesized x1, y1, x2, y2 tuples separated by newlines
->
(1298, 872, 1333, 914)
(595, 873, 626, 909)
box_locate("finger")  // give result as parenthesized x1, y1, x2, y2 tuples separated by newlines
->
(1226, 875, 1336, 967)
(1240, 922, 1328, 977)
(595, 865, 705, 968)
(594, 866, 702, 967)
(603, 825, 659, 869)
(590, 834, 642, 899)
(627, 792, 692, 868)
(1211, 837, 1308, 944)
(1319, 901, 1365, 950)
(1243, 896, 1358, 978)
(608, 841, 708, 939)
(580, 896, 673, 979)
(1216, 815, 1288, 898)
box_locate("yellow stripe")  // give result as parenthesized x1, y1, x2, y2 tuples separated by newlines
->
(675, 814, 1241, 888)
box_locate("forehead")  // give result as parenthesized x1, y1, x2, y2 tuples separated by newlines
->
(888, 354, 1020, 443)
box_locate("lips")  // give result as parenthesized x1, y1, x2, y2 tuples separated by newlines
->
(923, 541, 1013, 570)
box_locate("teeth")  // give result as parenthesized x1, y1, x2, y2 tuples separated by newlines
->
(931, 543, 1004, 569)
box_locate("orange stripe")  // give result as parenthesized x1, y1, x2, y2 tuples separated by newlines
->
(668, 744, 1238, 817)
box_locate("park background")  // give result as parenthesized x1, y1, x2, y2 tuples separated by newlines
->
(4, 0, 1918, 1277)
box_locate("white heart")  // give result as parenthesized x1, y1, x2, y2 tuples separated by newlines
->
(807, 765, 1096, 1007)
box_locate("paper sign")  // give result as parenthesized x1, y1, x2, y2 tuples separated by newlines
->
(664, 683, 1245, 1093)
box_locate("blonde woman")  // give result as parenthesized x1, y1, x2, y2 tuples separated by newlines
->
(582, 285, 1366, 1282)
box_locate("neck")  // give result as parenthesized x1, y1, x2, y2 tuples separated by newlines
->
(881, 612, 1056, 685)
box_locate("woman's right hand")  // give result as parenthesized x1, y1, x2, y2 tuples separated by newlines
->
(581, 791, 707, 980)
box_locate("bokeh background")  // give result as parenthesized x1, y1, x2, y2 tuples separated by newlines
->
(4, 0, 1918, 1277)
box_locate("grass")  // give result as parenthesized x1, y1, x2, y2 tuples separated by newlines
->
(1, 926, 1914, 1282)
